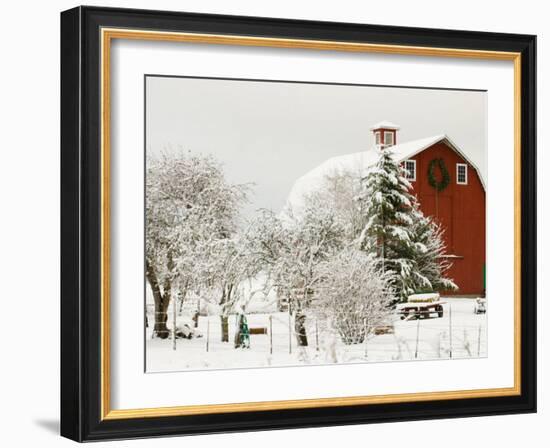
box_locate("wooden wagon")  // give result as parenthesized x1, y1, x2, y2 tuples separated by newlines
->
(396, 300, 446, 320)
(397, 293, 445, 320)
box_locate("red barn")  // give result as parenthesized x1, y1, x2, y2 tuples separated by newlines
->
(370, 121, 485, 296)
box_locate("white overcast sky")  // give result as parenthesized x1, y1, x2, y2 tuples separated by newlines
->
(146, 76, 486, 218)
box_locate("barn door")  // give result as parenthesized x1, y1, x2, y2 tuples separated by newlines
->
(418, 194, 454, 253)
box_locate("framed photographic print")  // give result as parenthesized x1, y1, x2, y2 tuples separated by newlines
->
(60, 6, 537, 442)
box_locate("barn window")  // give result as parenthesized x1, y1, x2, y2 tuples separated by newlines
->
(456, 163, 468, 185)
(384, 131, 394, 146)
(375, 131, 381, 145)
(404, 160, 416, 181)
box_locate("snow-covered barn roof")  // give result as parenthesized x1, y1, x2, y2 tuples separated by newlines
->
(391, 134, 485, 190)
(283, 134, 485, 215)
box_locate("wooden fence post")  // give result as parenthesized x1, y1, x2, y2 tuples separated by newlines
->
(172, 296, 177, 351)
(449, 304, 453, 358)
(414, 317, 420, 359)
(206, 318, 210, 353)
(477, 324, 482, 357)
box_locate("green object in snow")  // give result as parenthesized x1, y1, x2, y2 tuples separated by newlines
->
(235, 314, 250, 348)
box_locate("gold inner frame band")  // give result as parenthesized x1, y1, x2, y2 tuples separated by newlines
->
(100, 27, 522, 421)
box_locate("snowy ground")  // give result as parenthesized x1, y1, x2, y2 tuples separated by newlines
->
(145, 298, 487, 373)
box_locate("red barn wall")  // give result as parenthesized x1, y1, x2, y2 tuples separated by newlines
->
(406, 142, 486, 296)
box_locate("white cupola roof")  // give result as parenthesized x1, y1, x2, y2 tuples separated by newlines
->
(369, 120, 401, 131)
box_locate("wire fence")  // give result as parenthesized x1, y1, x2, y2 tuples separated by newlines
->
(145, 302, 487, 363)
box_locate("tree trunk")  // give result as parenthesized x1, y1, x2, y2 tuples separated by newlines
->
(154, 309, 169, 339)
(146, 259, 171, 339)
(294, 312, 308, 346)
(219, 284, 233, 342)
(221, 315, 229, 342)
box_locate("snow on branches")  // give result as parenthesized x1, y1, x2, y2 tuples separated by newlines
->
(358, 149, 456, 301)
(315, 248, 393, 345)
(248, 205, 345, 346)
(409, 209, 458, 293)
(145, 147, 457, 347)
(145, 151, 249, 338)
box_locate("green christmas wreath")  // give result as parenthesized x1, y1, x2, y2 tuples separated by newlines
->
(428, 158, 450, 192)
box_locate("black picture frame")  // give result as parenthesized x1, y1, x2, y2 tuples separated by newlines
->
(61, 5, 536, 442)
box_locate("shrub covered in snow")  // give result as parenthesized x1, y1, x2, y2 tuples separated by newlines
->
(315, 247, 393, 344)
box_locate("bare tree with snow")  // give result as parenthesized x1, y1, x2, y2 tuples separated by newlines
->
(146, 151, 248, 338)
(273, 205, 345, 346)
(315, 247, 394, 345)
(306, 168, 367, 241)
(200, 230, 264, 342)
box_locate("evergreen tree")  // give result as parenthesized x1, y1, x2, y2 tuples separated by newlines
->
(358, 149, 419, 301)
(409, 208, 458, 293)
(359, 149, 458, 301)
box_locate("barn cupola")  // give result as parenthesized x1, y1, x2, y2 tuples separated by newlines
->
(370, 121, 400, 149)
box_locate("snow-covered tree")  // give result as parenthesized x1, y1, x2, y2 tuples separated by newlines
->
(315, 247, 393, 344)
(274, 205, 345, 346)
(306, 168, 367, 241)
(200, 230, 264, 342)
(146, 151, 248, 338)
(244, 209, 288, 270)
(245, 206, 346, 346)
(409, 209, 458, 293)
(358, 149, 425, 301)
(358, 149, 457, 301)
